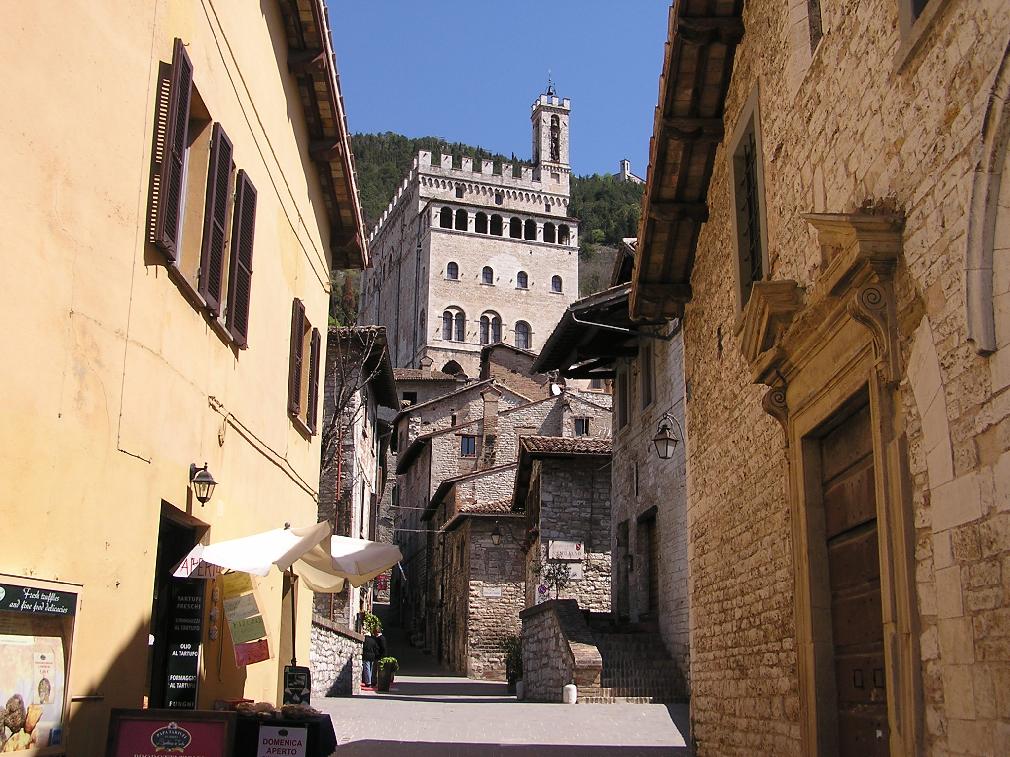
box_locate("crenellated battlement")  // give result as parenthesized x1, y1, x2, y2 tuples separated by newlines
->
(415, 149, 551, 186)
(531, 93, 571, 113)
(367, 158, 418, 244)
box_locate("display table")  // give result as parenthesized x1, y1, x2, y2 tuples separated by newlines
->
(233, 713, 337, 757)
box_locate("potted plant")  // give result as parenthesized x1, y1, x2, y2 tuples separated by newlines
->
(362, 612, 382, 635)
(376, 656, 399, 692)
(499, 634, 523, 694)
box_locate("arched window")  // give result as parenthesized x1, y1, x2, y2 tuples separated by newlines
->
(475, 212, 488, 234)
(551, 275, 563, 293)
(482, 266, 494, 285)
(439, 207, 452, 228)
(490, 214, 504, 236)
(558, 224, 571, 245)
(515, 320, 532, 350)
(524, 219, 536, 240)
(442, 310, 453, 340)
(454, 310, 466, 342)
(442, 360, 463, 376)
(543, 222, 556, 244)
(479, 312, 502, 345)
(509, 218, 522, 239)
(454, 208, 467, 231)
(516, 271, 528, 289)
(446, 262, 459, 280)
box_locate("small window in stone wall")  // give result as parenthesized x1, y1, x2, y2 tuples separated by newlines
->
(729, 91, 768, 309)
(575, 418, 591, 436)
(460, 435, 477, 458)
(455, 184, 465, 199)
(402, 391, 417, 406)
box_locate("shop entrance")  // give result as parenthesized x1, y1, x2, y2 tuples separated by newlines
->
(147, 504, 207, 709)
(817, 401, 888, 756)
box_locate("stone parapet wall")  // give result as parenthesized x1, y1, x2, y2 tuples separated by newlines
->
(520, 599, 602, 702)
(309, 615, 363, 698)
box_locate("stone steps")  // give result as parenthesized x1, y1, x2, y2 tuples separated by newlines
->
(577, 624, 687, 705)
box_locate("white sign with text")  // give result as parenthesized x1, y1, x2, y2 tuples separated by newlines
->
(548, 540, 584, 560)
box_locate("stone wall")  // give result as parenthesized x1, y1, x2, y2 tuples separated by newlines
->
(309, 615, 363, 698)
(481, 344, 550, 400)
(466, 518, 527, 679)
(611, 333, 690, 677)
(520, 599, 602, 702)
(526, 458, 612, 613)
(673, 1, 1010, 755)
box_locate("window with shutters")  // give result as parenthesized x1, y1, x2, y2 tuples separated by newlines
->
(728, 89, 768, 310)
(150, 38, 256, 346)
(287, 298, 321, 435)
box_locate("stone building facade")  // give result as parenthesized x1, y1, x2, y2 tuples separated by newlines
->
(359, 91, 580, 376)
(624, 1, 1010, 755)
(314, 327, 396, 631)
(512, 437, 614, 612)
(535, 281, 691, 689)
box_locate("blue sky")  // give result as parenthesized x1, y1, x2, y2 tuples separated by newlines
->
(327, 1, 671, 177)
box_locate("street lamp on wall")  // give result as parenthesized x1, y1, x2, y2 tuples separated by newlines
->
(189, 462, 217, 505)
(652, 412, 684, 460)
(491, 521, 503, 546)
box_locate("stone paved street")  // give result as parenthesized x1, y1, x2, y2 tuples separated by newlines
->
(315, 630, 691, 756)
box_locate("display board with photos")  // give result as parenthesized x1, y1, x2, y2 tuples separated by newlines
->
(0, 575, 82, 755)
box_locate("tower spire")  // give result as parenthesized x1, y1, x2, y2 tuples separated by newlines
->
(546, 70, 555, 97)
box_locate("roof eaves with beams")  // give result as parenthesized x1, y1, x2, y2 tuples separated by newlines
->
(278, 0, 369, 269)
(629, 0, 745, 320)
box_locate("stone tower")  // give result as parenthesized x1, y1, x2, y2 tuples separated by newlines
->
(360, 88, 579, 378)
(531, 89, 571, 196)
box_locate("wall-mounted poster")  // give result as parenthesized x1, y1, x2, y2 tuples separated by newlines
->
(0, 575, 82, 755)
(220, 573, 270, 666)
(105, 709, 236, 757)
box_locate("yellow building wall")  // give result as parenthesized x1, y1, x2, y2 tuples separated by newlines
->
(0, 1, 340, 752)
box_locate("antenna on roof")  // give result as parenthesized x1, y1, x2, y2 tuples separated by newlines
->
(546, 70, 556, 97)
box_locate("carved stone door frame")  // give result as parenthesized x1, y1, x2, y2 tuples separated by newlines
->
(736, 213, 923, 756)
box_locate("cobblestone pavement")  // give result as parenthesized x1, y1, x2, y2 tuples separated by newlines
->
(315, 629, 691, 756)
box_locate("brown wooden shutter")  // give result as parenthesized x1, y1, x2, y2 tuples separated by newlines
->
(154, 38, 194, 261)
(288, 299, 306, 416)
(306, 328, 322, 434)
(198, 124, 233, 315)
(226, 170, 257, 346)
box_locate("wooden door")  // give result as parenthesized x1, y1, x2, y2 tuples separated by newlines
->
(820, 404, 888, 756)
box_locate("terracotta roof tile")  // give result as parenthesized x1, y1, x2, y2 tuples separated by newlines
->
(519, 436, 613, 455)
(393, 368, 457, 381)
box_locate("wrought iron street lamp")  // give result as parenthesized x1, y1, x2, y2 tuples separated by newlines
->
(189, 462, 217, 505)
(652, 412, 684, 460)
(491, 521, 503, 546)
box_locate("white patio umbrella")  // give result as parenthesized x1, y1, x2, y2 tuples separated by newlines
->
(183, 522, 403, 666)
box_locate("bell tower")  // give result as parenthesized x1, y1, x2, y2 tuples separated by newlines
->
(531, 82, 571, 195)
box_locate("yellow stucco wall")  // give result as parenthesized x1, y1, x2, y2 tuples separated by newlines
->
(0, 1, 340, 751)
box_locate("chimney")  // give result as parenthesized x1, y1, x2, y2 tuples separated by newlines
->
(480, 388, 500, 467)
(419, 355, 433, 371)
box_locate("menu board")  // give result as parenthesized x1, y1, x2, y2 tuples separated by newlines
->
(163, 580, 203, 709)
(0, 579, 78, 755)
(221, 573, 270, 666)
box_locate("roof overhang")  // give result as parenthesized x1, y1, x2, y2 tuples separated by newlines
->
(511, 438, 613, 513)
(278, 0, 368, 269)
(629, 2, 745, 320)
(532, 285, 663, 377)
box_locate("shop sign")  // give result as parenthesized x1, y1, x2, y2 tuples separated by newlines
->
(547, 540, 583, 561)
(0, 576, 79, 754)
(0, 583, 77, 616)
(172, 546, 222, 580)
(256, 725, 306, 757)
(164, 580, 203, 710)
(106, 709, 236, 757)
